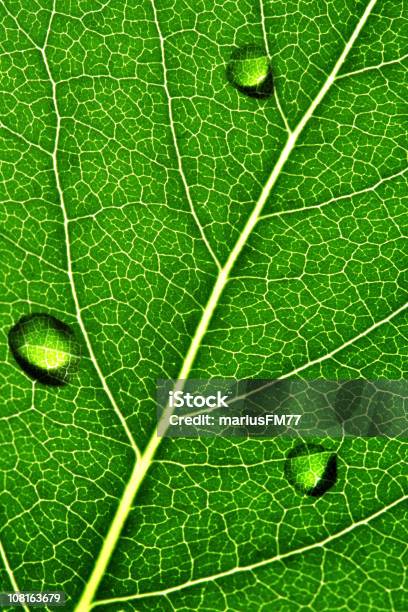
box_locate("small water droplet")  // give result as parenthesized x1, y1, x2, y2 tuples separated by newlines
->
(227, 45, 273, 98)
(285, 443, 337, 497)
(8, 313, 80, 386)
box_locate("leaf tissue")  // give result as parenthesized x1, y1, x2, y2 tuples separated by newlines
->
(0, 0, 407, 610)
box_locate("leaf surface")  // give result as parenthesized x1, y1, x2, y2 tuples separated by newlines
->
(0, 0, 407, 610)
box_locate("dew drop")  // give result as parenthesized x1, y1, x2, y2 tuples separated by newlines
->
(8, 313, 80, 386)
(285, 443, 337, 497)
(226, 45, 273, 98)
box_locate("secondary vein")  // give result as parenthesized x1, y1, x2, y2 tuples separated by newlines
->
(150, 0, 222, 270)
(40, 1, 140, 459)
(92, 493, 408, 605)
(0, 539, 30, 612)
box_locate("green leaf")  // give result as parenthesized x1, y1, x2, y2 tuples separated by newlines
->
(0, 1, 407, 611)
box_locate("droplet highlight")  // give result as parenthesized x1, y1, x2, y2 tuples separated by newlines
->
(285, 443, 337, 497)
(8, 313, 80, 386)
(227, 45, 273, 98)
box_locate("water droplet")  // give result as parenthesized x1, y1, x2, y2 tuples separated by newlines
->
(8, 313, 80, 386)
(285, 443, 337, 497)
(227, 45, 273, 98)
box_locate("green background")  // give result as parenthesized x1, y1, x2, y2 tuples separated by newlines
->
(0, 0, 407, 610)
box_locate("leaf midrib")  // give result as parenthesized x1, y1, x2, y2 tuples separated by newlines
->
(73, 0, 384, 609)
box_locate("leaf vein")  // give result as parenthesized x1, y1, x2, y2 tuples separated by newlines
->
(40, 1, 140, 458)
(75, 2, 383, 609)
(149, 0, 221, 270)
(92, 494, 408, 606)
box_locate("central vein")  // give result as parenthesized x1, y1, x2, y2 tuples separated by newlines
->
(74, 1, 379, 609)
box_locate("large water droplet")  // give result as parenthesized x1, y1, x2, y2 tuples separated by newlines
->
(8, 313, 80, 386)
(227, 45, 273, 98)
(285, 443, 337, 497)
